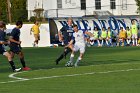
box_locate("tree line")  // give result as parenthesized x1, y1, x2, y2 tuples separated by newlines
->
(0, 0, 27, 23)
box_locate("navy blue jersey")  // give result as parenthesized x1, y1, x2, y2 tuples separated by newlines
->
(10, 27, 20, 44)
(60, 26, 73, 45)
(0, 30, 6, 54)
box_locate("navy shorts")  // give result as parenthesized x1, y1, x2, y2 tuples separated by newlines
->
(10, 44, 22, 54)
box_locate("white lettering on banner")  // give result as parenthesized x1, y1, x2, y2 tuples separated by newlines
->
(50, 17, 140, 44)
(57, 17, 140, 31)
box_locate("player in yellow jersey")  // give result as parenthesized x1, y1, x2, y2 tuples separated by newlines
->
(30, 21, 40, 47)
(118, 27, 126, 46)
(130, 20, 138, 46)
(100, 27, 108, 46)
(126, 26, 132, 46)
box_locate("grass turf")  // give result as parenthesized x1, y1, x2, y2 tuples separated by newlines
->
(0, 47, 140, 93)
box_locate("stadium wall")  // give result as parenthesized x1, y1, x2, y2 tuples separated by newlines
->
(6, 24, 50, 47)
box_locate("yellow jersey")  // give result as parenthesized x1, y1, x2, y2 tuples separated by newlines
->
(119, 30, 126, 38)
(31, 24, 40, 34)
(101, 31, 107, 38)
(131, 25, 137, 34)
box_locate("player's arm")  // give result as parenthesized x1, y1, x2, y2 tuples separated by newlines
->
(0, 41, 9, 45)
(85, 31, 93, 37)
(58, 27, 65, 42)
(30, 27, 33, 35)
(9, 37, 21, 45)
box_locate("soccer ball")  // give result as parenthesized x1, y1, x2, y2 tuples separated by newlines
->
(65, 61, 73, 67)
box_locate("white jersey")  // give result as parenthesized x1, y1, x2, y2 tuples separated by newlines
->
(72, 30, 86, 53)
(73, 30, 85, 44)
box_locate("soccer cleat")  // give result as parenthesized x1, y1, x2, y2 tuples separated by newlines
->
(55, 59, 59, 65)
(22, 67, 31, 71)
(14, 68, 22, 72)
(74, 63, 78, 67)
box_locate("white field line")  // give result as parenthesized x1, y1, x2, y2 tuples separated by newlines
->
(0, 68, 140, 84)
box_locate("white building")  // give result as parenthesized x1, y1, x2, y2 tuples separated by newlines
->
(27, 0, 138, 19)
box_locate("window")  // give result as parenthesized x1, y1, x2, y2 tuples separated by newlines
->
(57, 0, 62, 9)
(95, 0, 101, 10)
(110, 0, 116, 9)
(65, 0, 71, 4)
(122, 0, 127, 10)
(81, 0, 86, 10)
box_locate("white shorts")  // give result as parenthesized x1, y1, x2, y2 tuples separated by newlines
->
(74, 43, 85, 54)
(132, 34, 138, 39)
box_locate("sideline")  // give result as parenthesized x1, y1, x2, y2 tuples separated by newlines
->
(0, 68, 140, 84)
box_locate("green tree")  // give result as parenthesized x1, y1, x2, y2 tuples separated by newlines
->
(135, 0, 140, 14)
(0, 0, 8, 23)
(11, 0, 28, 22)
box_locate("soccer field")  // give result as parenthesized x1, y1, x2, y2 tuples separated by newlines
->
(1, 47, 140, 93)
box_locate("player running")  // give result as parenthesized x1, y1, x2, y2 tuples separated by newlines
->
(30, 21, 40, 47)
(55, 18, 74, 65)
(66, 25, 87, 67)
(0, 21, 21, 72)
(9, 21, 31, 71)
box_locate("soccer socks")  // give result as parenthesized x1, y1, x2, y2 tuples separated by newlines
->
(106, 40, 109, 46)
(56, 48, 71, 64)
(20, 58, 26, 68)
(136, 39, 138, 46)
(69, 54, 74, 63)
(75, 57, 82, 67)
(9, 61, 16, 71)
(133, 39, 135, 45)
(101, 40, 104, 46)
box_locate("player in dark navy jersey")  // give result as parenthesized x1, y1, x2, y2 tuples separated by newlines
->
(0, 21, 21, 72)
(55, 18, 74, 65)
(9, 21, 30, 71)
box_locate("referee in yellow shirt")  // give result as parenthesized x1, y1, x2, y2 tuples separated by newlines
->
(30, 21, 40, 47)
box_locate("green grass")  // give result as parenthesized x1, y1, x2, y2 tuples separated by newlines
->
(0, 47, 140, 93)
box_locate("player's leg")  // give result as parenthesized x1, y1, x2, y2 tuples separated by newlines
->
(66, 45, 77, 66)
(135, 34, 138, 46)
(74, 45, 85, 67)
(17, 51, 30, 71)
(56, 46, 72, 65)
(132, 34, 135, 46)
(3, 51, 21, 72)
(105, 38, 109, 46)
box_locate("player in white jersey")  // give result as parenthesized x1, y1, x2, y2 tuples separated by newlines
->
(66, 25, 87, 67)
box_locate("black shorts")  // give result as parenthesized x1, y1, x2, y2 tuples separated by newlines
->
(0, 47, 6, 55)
(10, 44, 22, 54)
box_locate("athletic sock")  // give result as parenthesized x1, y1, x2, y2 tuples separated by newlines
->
(9, 61, 16, 71)
(127, 39, 129, 44)
(106, 40, 109, 46)
(69, 54, 74, 63)
(101, 40, 103, 46)
(75, 57, 81, 66)
(56, 48, 71, 64)
(20, 58, 26, 68)
(136, 39, 138, 45)
(133, 39, 135, 45)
